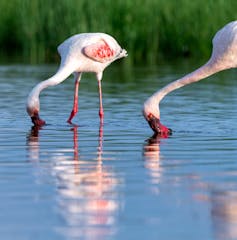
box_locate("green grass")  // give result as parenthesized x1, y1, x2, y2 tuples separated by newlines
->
(0, 0, 237, 64)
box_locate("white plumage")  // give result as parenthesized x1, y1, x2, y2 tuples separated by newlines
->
(26, 33, 127, 126)
(143, 21, 237, 136)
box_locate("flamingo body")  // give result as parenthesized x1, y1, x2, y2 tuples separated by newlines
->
(26, 33, 127, 126)
(143, 21, 237, 136)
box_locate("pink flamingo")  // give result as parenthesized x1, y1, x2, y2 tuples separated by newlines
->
(26, 33, 127, 126)
(143, 21, 237, 136)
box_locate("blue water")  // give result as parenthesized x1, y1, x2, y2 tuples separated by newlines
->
(0, 63, 237, 240)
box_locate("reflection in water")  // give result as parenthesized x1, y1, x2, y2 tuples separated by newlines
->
(211, 190, 237, 240)
(4, 62, 236, 240)
(143, 135, 237, 240)
(143, 135, 162, 185)
(27, 123, 121, 240)
(26, 126, 41, 162)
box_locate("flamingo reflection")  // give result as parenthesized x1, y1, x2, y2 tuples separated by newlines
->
(143, 134, 237, 240)
(26, 126, 41, 162)
(27, 123, 121, 239)
(143, 135, 163, 188)
(211, 190, 237, 240)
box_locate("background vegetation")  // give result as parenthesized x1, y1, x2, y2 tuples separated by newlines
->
(0, 0, 237, 64)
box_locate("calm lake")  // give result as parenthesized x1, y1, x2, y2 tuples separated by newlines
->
(0, 61, 237, 240)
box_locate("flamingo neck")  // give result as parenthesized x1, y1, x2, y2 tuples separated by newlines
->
(148, 60, 224, 106)
(36, 68, 72, 93)
(26, 67, 73, 116)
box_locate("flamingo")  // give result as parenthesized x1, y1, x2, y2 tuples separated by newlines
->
(143, 21, 237, 136)
(26, 33, 127, 126)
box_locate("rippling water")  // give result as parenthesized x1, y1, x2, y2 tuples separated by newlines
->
(0, 62, 237, 240)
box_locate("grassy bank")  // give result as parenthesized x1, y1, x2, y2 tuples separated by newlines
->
(0, 0, 237, 64)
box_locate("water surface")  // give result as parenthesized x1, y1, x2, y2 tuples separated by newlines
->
(0, 62, 237, 240)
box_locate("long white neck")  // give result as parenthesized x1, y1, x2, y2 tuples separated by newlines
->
(144, 59, 228, 116)
(26, 66, 74, 116)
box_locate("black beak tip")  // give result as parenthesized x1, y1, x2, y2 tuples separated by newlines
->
(31, 114, 46, 127)
(168, 128, 173, 135)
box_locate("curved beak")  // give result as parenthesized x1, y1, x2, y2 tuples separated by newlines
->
(31, 113, 46, 127)
(147, 116, 162, 133)
(147, 116, 172, 136)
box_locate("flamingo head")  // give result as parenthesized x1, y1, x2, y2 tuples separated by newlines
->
(144, 113, 172, 137)
(143, 102, 172, 137)
(26, 96, 46, 127)
(30, 113, 46, 127)
(27, 107, 46, 127)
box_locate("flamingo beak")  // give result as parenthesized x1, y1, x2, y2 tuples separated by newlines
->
(147, 116, 172, 136)
(147, 116, 161, 133)
(31, 113, 46, 127)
